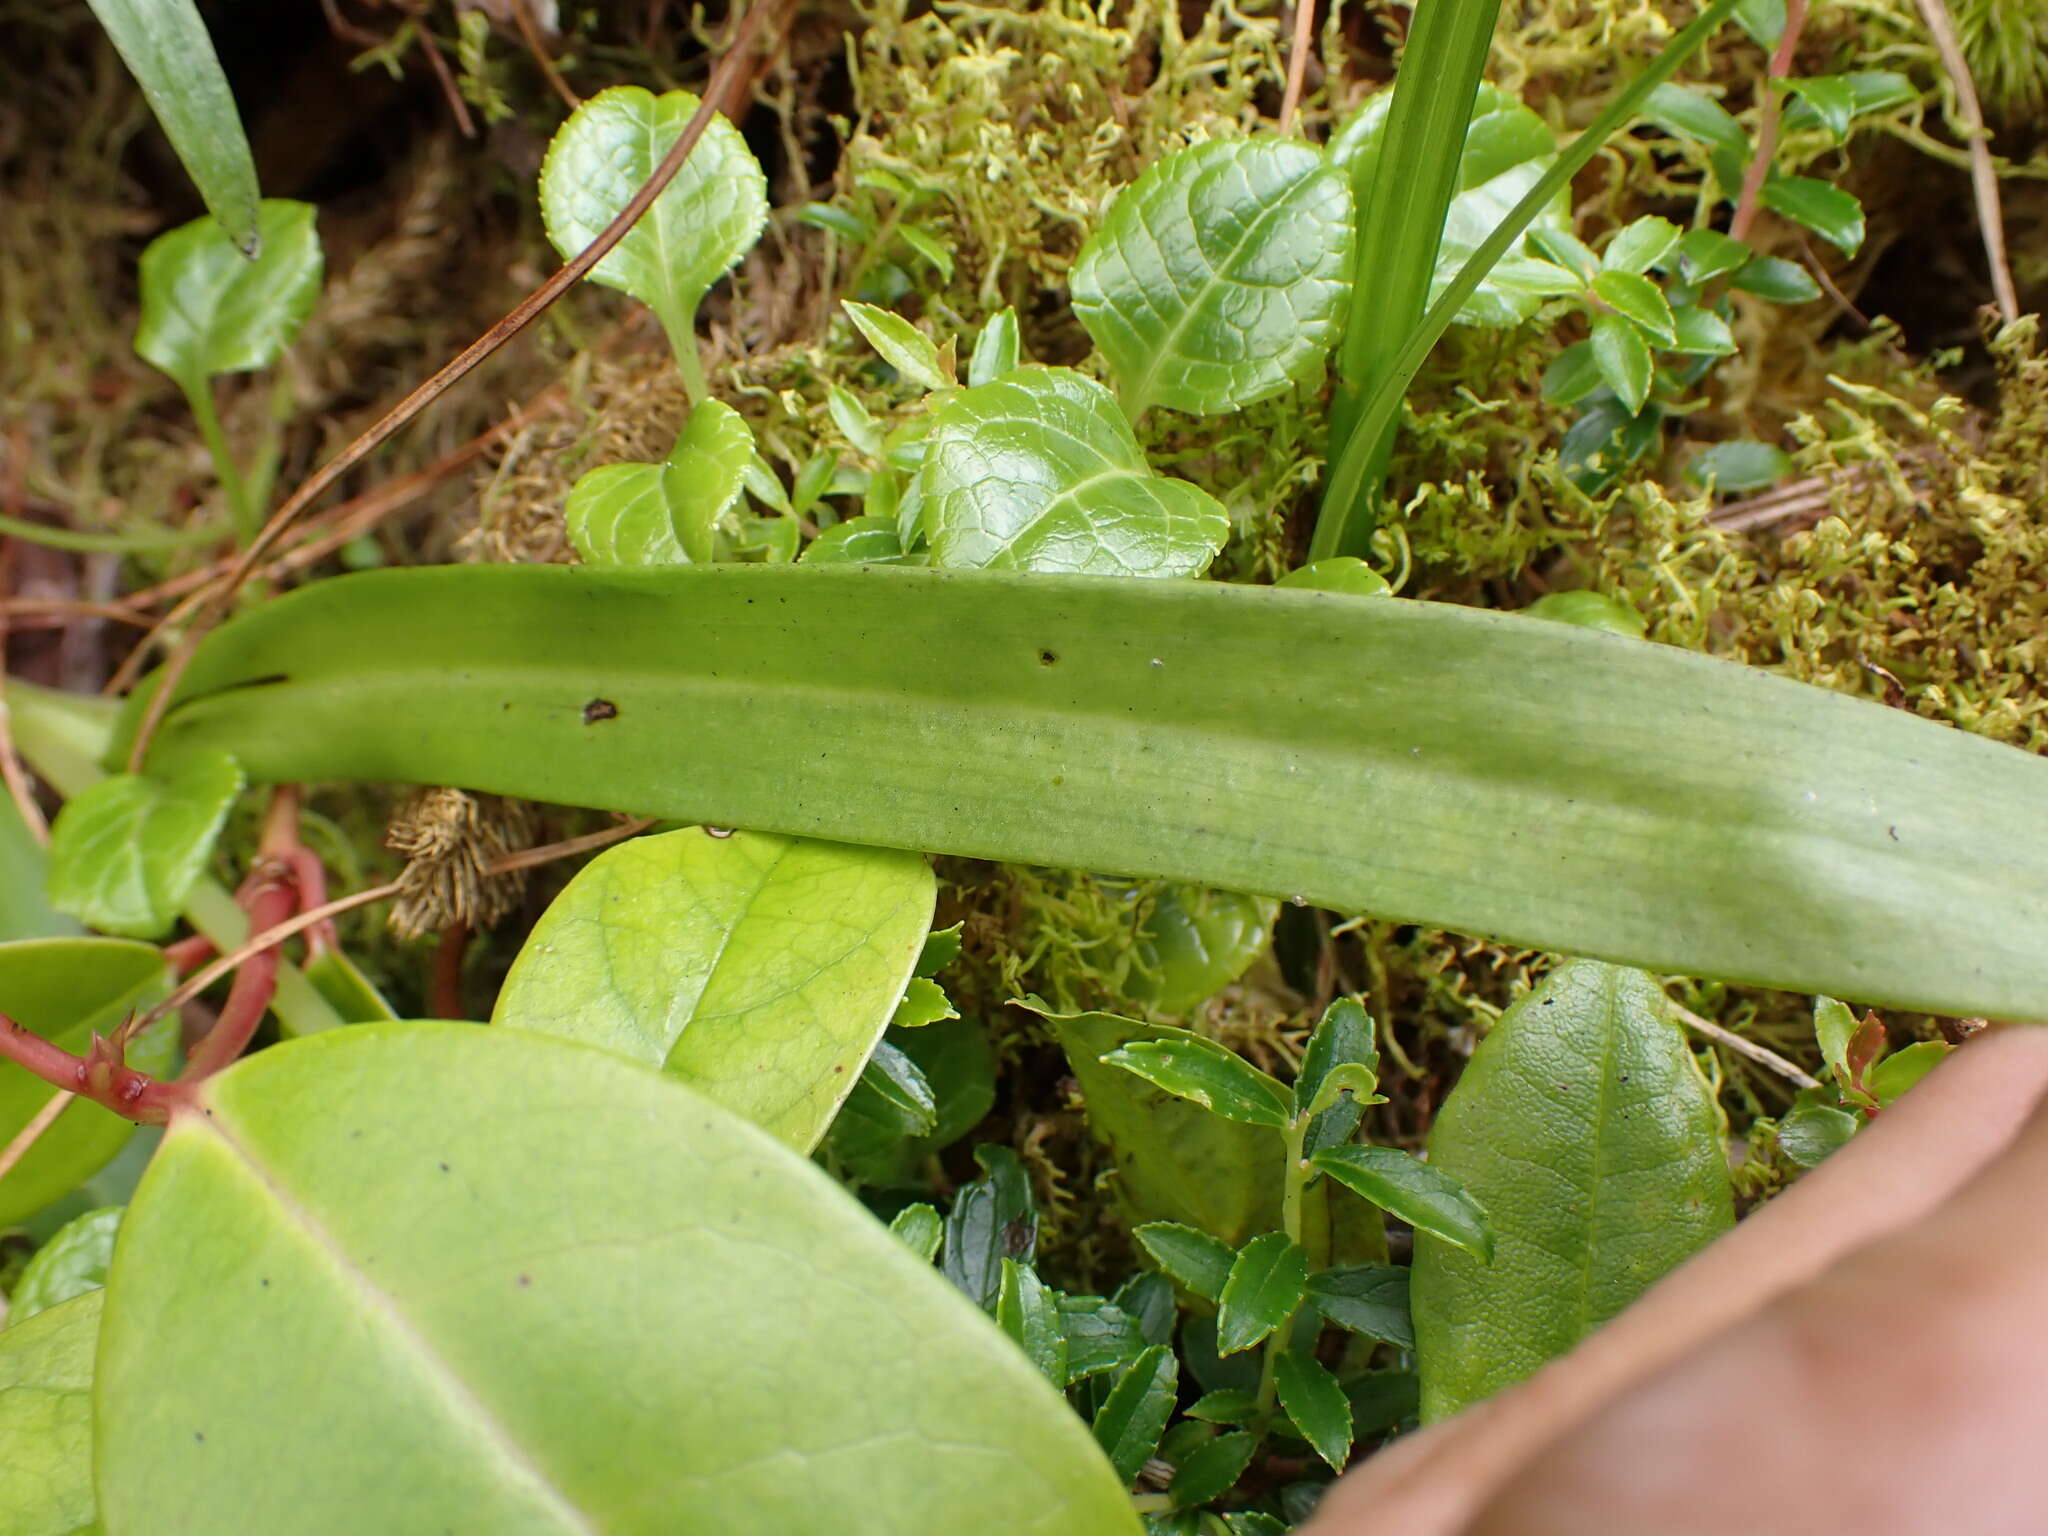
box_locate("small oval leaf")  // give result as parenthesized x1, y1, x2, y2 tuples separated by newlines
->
(135, 201, 323, 392)
(45, 750, 244, 938)
(1215, 1232, 1307, 1355)
(1311, 1145, 1493, 1259)
(1101, 1037, 1293, 1130)
(493, 827, 934, 1151)
(1273, 1350, 1353, 1472)
(1071, 139, 1352, 416)
(1092, 1344, 1177, 1487)
(1132, 1221, 1236, 1302)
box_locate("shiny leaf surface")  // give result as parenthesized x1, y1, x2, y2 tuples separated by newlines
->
(134, 201, 322, 392)
(0, 1289, 100, 1536)
(45, 750, 243, 938)
(7, 1207, 121, 1327)
(1215, 1232, 1306, 1355)
(1311, 1146, 1492, 1259)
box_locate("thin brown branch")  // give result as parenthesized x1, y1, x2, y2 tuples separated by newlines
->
(1279, 0, 1317, 137)
(416, 19, 480, 139)
(1670, 1001, 1821, 1089)
(122, 0, 792, 772)
(1908, 0, 2019, 322)
(1728, 0, 1807, 245)
(513, 0, 581, 112)
(0, 1090, 74, 1187)
(485, 815, 659, 875)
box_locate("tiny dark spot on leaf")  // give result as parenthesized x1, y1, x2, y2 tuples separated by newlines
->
(516, 1274, 532, 1288)
(194, 1431, 205, 1443)
(438, 1162, 450, 1173)
(582, 698, 619, 724)
(1038, 649, 1058, 665)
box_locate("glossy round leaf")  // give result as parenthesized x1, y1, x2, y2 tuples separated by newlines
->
(44, 750, 244, 939)
(494, 828, 934, 1150)
(8, 1206, 122, 1327)
(96, 1024, 1138, 1535)
(134, 201, 323, 392)
(1071, 139, 1352, 416)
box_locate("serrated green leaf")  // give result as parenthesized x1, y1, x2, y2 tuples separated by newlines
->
(1312, 1146, 1492, 1259)
(1530, 226, 1600, 284)
(1589, 312, 1654, 414)
(1102, 1037, 1294, 1130)
(1297, 998, 1377, 1153)
(1869, 1040, 1949, 1106)
(1059, 1294, 1152, 1383)
(1522, 590, 1648, 638)
(1759, 176, 1864, 255)
(897, 224, 955, 283)
(1640, 82, 1750, 164)
(1590, 269, 1677, 346)
(538, 86, 767, 364)
(1072, 139, 1352, 416)
(890, 976, 957, 1030)
(888, 1202, 944, 1261)
(1412, 961, 1734, 1420)
(1048, 1011, 1283, 1246)
(564, 464, 684, 566)
(830, 1018, 996, 1183)
(1331, 83, 1571, 330)
(1344, 1369, 1420, 1436)
(1305, 1262, 1413, 1348)
(1276, 558, 1391, 598)
(1274, 1351, 1352, 1472)
(85, 0, 258, 252)
(1733, 255, 1822, 303)
(843, 301, 952, 390)
(1225, 1513, 1289, 1536)
(1781, 71, 1915, 135)
(493, 827, 934, 1151)
(801, 514, 908, 565)
(1668, 306, 1737, 356)
(915, 922, 962, 977)
(0, 1288, 100, 1536)
(1672, 228, 1753, 284)
(124, 563, 2048, 1022)
(1602, 217, 1681, 276)
(1216, 1232, 1307, 1355)
(919, 367, 1228, 576)
(998, 1259, 1069, 1385)
(663, 398, 756, 563)
(97, 1025, 1138, 1534)
(7, 1207, 121, 1327)
(45, 750, 243, 938)
(844, 1040, 938, 1135)
(1777, 1094, 1858, 1167)
(1779, 75, 1856, 142)
(1093, 1344, 1178, 1487)
(1187, 1389, 1260, 1427)
(1168, 1429, 1258, 1509)
(1686, 439, 1793, 492)
(1540, 340, 1604, 405)
(943, 1144, 1037, 1311)
(1114, 1271, 1176, 1347)
(134, 201, 322, 394)
(1133, 1222, 1236, 1301)
(968, 307, 1022, 387)
(1814, 994, 1859, 1079)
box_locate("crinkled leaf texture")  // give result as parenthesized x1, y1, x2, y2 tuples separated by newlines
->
(1071, 138, 1352, 416)
(96, 1024, 1139, 1535)
(8, 1207, 123, 1327)
(565, 399, 754, 567)
(1411, 961, 1733, 1420)
(44, 750, 243, 938)
(919, 367, 1228, 576)
(493, 827, 933, 1151)
(538, 86, 767, 341)
(1329, 85, 1569, 329)
(134, 201, 323, 391)
(0, 1288, 100, 1536)
(0, 939, 175, 1227)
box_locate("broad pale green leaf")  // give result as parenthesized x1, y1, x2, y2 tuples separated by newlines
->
(1779, 75, 1856, 142)
(1215, 1232, 1306, 1355)
(664, 399, 757, 563)
(1522, 590, 1648, 638)
(1412, 961, 1735, 1420)
(1589, 312, 1653, 414)
(85, 0, 258, 251)
(1312, 1146, 1492, 1260)
(538, 86, 768, 352)
(1686, 440, 1793, 493)
(997, 1260, 1069, 1385)
(1601, 216, 1681, 276)
(301, 946, 399, 1026)
(889, 1202, 944, 1261)
(124, 563, 2048, 1022)
(0, 940, 175, 1227)
(7, 1207, 121, 1327)
(134, 202, 323, 393)
(1048, 1012, 1283, 1246)
(1733, 255, 1822, 304)
(1759, 176, 1865, 256)
(1168, 1430, 1258, 1508)
(843, 302, 951, 391)
(1589, 270, 1676, 346)
(1274, 1350, 1352, 1471)
(1330, 85, 1570, 330)
(0, 794, 77, 942)
(968, 308, 1022, 387)
(1305, 1263, 1413, 1348)
(1071, 139, 1352, 416)
(802, 515, 908, 565)
(0, 1289, 100, 1536)
(98, 1025, 1138, 1534)
(44, 750, 243, 938)
(493, 827, 933, 1151)
(1101, 1037, 1293, 1130)
(919, 368, 1228, 577)
(1133, 1221, 1236, 1301)
(1122, 884, 1277, 1015)
(564, 464, 683, 566)
(1275, 558, 1390, 598)
(1092, 1344, 1177, 1487)
(943, 1145, 1037, 1311)
(1814, 994, 1859, 1080)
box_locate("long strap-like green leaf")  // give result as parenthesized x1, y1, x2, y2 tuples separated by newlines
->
(122, 564, 2048, 1019)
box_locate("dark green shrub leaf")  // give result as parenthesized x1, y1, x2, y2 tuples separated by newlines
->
(7, 1206, 121, 1327)
(135, 201, 322, 395)
(1869, 1040, 1949, 1106)
(943, 1144, 1038, 1311)
(1133, 1221, 1236, 1301)
(1601, 216, 1681, 275)
(45, 750, 243, 938)
(1059, 1294, 1152, 1383)
(968, 307, 1022, 386)
(1640, 83, 1749, 182)
(493, 827, 933, 1151)
(1411, 961, 1734, 1420)
(1305, 1263, 1413, 1348)
(1168, 1429, 1259, 1508)
(1274, 1351, 1352, 1472)
(1186, 1388, 1260, 1426)
(1092, 1344, 1178, 1487)
(1779, 74, 1856, 141)
(97, 1025, 1137, 1532)
(1589, 312, 1654, 414)
(1672, 228, 1752, 284)
(1312, 1146, 1492, 1259)
(1590, 270, 1676, 346)
(1225, 1513, 1289, 1536)
(1733, 254, 1822, 303)
(1122, 884, 1277, 1015)
(1686, 439, 1793, 493)
(845, 1041, 938, 1136)
(1216, 1232, 1307, 1355)
(919, 368, 1228, 576)
(1071, 139, 1351, 416)
(1101, 1037, 1294, 1130)
(1343, 1368, 1420, 1436)
(0, 940, 175, 1226)
(1297, 998, 1378, 1153)
(843, 301, 951, 391)
(0, 1288, 100, 1536)
(998, 1259, 1069, 1385)
(1668, 306, 1738, 356)
(1759, 176, 1865, 255)
(802, 514, 909, 566)
(1540, 340, 1603, 405)
(1777, 1093, 1859, 1167)
(1114, 1270, 1177, 1346)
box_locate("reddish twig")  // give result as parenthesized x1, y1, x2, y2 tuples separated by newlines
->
(1908, 0, 2019, 322)
(431, 923, 471, 1019)
(1728, 0, 1807, 245)
(485, 814, 658, 875)
(512, 0, 581, 112)
(1279, 0, 1317, 137)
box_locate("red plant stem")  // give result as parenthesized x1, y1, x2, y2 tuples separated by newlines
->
(1728, 0, 1807, 244)
(174, 786, 303, 1082)
(162, 933, 217, 976)
(431, 924, 471, 1020)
